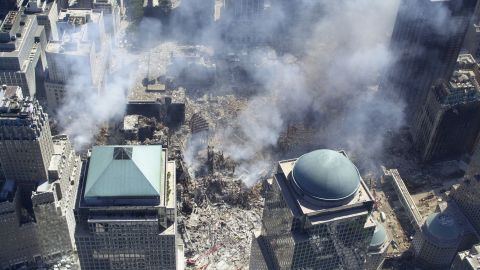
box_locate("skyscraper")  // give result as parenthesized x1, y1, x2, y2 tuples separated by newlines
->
(45, 9, 107, 114)
(0, 10, 48, 98)
(384, 0, 477, 121)
(0, 85, 53, 188)
(221, 0, 266, 45)
(74, 145, 182, 269)
(249, 149, 377, 269)
(412, 54, 480, 161)
(0, 85, 81, 268)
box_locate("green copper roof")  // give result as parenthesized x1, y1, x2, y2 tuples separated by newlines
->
(84, 145, 163, 198)
(425, 213, 461, 241)
(292, 149, 360, 202)
(370, 223, 388, 248)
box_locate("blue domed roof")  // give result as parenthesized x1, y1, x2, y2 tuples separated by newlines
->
(425, 213, 460, 241)
(370, 223, 388, 248)
(292, 149, 361, 202)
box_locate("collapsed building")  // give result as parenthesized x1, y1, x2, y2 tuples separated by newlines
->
(412, 54, 480, 162)
(0, 86, 81, 268)
(126, 89, 185, 127)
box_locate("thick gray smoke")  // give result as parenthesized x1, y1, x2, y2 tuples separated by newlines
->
(208, 0, 404, 183)
(54, 0, 456, 184)
(55, 20, 137, 150)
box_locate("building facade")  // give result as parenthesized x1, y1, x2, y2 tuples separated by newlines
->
(451, 243, 480, 270)
(383, 0, 477, 122)
(249, 149, 377, 269)
(45, 8, 107, 114)
(24, 0, 60, 41)
(221, 0, 266, 45)
(0, 10, 48, 98)
(74, 145, 182, 269)
(0, 86, 53, 187)
(412, 54, 480, 161)
(0, 86, 81, 268)
(413, 212, 463, 269)
(365, 223, 390, 270)
(452, 178, 480, 234)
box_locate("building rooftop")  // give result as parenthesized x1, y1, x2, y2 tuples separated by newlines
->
(292, 149, 360, 203)
(84, 145, 164, 199)
(275, 150, 374, 219)
(370, 223, 388, 249)
(424, 212, 461, 242)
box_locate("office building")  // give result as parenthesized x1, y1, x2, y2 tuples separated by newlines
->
(413, 212, 463, 269)
(412, 54, 480, 161)
(222, 0, 266, 44)
(451, 243, 480, 270)
(0, 85, 53, 187)
(45, 8, 107, 114)
(0, 85, 81, 268)
(249, 149, 377, 269)
(92, 0, 121, 41)
(24, 0, 60, 40)
(0, 0, 22, 19)
(0, 10, 48, 98)
(383, 0, 477, 122)
(365, 222, 390, 270)
(74, 145, 183, 269)
(452, 178, 480, 234)
(412, 200, 479, 269)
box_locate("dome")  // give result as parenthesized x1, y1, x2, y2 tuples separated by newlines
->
(425, 213, 460, 242)
(292, 149, 361, 203)
(369, 223, 388, 249)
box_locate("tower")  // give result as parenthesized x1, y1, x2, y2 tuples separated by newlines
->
(411, 54, 480, 161)
(0, 85, 81, 268)
(383, 0, 477, 122)
(249, 149, 377, 269)
(0, 85, 54, 188)
(74, 145, 182, 269)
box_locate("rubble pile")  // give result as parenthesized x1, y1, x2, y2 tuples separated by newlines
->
(179, 176, 263, 270)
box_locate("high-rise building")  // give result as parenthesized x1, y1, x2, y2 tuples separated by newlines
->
(92, 0, 121, 41)
(0, 85, 53, 188)
(0, 0, 22, 19)
(412, 54, 480, 161)
(24, 0, 60, 41)
(249, 149, 377, 269)
(221, 0, 266, 44)
(383, 0, 477, 122)
(365, 223, 390, 270)
(451, 243, 480, 270)
(452, 178, 480, 234)
(45, 8, 107, 114)
(74, 145, 183, 269)
(0, 85, 81, 268)
(0, 10, 48, 98)
(412, 201, 478, 269)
